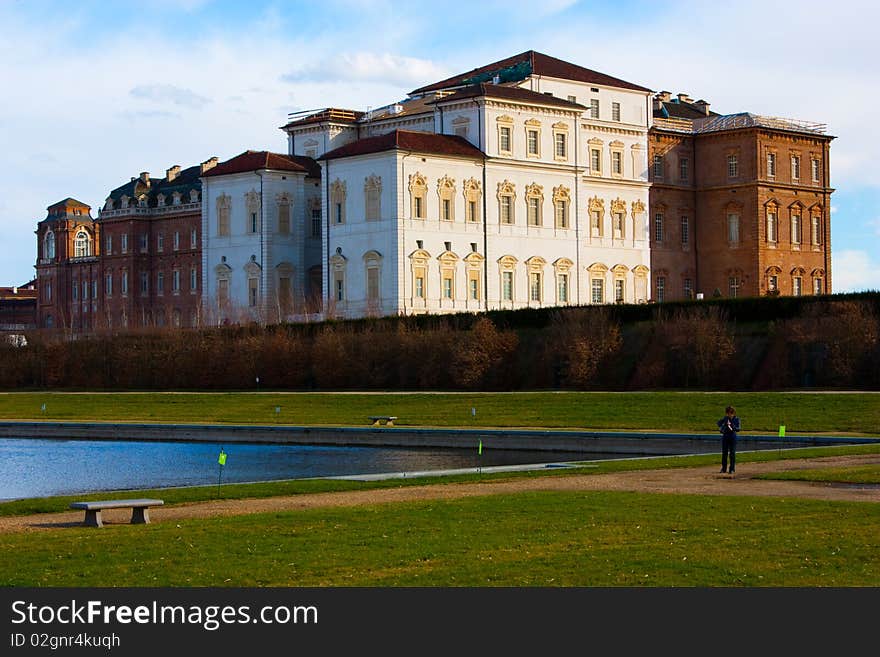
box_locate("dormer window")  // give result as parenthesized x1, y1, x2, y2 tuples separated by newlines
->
(189, 189, 199, 203)
(172, 192, 182, 205)
(157, 194, 166, 207)
(74, 230, 90, 258)
(138, 195, 148, 208)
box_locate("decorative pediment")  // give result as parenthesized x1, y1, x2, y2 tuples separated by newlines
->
(331, 179, 347, 197)
(303, 138, 319, 147)
(463, 252, 484, 266)
(437, 250, 459, 266)
(329, 253, 347, 269)
(552, 121, 569, 130)
(811, 268, 825, 277)
(632, 264, 650, 275)
(214, 262, 233, 276)
(276, 192, 292, 203)
(216, 193, 231, 209)
(408, 172, 427, 191)
(765, 266, 783, 275)
(496, 180, 516, 199)
(437, 175, 456, 193)
(588, 262, 609, 274)
(276, 261, 294, 275)
(791, 266, 806, 276)
(497, 255, 518, 268)
(588, 196, 605, 214)
(496, 114, 514, 124)
(363, 250, 383, 264)
(588, 137, 604, 146)
(524, 118, 542, 127)
(611, 263, 630, 274)
(409, 249, 431, 265)
(462, 178, 481, 195)
(364, 174, 382, 192)
(451, 116, 471, 125)
(609, 140, 624, 149)
(764, 198, 780, 209)
(525, 183, 544, 199)
(245, 190, 261, 210)
(631, 199, 646, 214)
(808, 203, 823, 213)
(553, 257, 573, 272)
(525, 256, 547, 270)
(244, 259, 262, 276)
(611, 198, 627, 214)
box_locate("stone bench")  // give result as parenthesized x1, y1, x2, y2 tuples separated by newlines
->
(369, 416, 397, 427)
(69, 499, 164, 528)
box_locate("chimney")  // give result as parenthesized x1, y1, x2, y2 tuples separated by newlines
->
(139, 171, 150, 184)
(491, 75, 500, 84)
(12, 286, 17, 295)
(694, 99, 711, 116)
(200, 157, 218, 174)
(658, 91, 672, 102)
(166, 165, 181, 182)
(677, 93, 693, 103)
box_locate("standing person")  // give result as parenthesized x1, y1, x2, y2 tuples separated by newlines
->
(717, 406, 741, 475)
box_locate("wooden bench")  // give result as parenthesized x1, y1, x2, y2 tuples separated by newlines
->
(69, 499, 164, 528)
(369, 415, 397, 427)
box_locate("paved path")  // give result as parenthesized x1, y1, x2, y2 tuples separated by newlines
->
(2, 454, 878, 534)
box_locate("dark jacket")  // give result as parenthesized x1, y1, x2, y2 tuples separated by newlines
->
(717, 416, 741, 437)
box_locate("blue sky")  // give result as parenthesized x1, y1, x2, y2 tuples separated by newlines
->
(1, 0, 877, 291)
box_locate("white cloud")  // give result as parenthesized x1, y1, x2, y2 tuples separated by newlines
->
(832, 250, 880, 293)
(130, 84, 212, 109)
(283, 52, 449, 88)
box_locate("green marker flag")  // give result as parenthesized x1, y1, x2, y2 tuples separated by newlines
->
(778, 425, 786, 438)
(218, 449, 227, 466)
(478, 439, 482, 456)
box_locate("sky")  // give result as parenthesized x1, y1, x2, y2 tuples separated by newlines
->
(1, 0, 877, 291)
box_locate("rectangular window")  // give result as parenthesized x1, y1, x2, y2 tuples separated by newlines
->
(502, 271, 513, 301)
(121, 234, 128, 253)
(813, 278, 822, 295)
(653, 155, 663, 179)
(683, 278, 693, 299)
(248, 278, 259, 307)
(811, 158, 820, 183)
(218, 279, 229, 304)
(277, 201, 291, 234)
(791, 213, 801, 245)
(467, 200, 478, 223)
(811, 215, 821, 245)
(121, 272, 128, 295)
(612, 151, 622, 175)
(793, 277, 803, 296)
(590, 98, 599, 119)
(46, 282, 52, 302)
(612, 102, 621, 121)
(218, 207, 230, 236)
(250, 212, 259, 234)
(727, 155, 738, 178)
(414, 196, 423, 220)
(728, 213, 740, 244)
(335, 202, 343, 224)
(105, 235, 112, 254)
(415, 275, 424, 299)
(791, 155, 801, 180)
(654, 212, 663, 242)
(529, 272, 542, 303)
(312, 208, 322, 236)
(591, 210, 602, 237)
(191, 228, 197, 248)
(469, 277, 479, 301)
(499, 126, 511, 153)
(500, 196, 513, 225)
(335, 277, 344, 302)
(767, 152, 777, 178)
(613, 212, 624, 239)
(105, 274, 112, 297)
(82, 280, 88, 300)
(555, 200, 568, 229)
(679, 158, 689, 181)
(528, 197, 540, 226)
(681, 216, 689, 245)
(591, 149, 602, 173)
(157, 233, 164, 251)
(767, 211, 777, 243)
(768, 275, 778, 292)
(527, 129, 539, 156)
(442, 198, 452, 222)
(554, 132, 567, 159)
(442, 275, 453, 299)
(140, 271, 148, 294)
(72, 281, 78, 301)
(591, 279, 604, 304)
(614, 279, 624, 303)
(92, 280, 97, 299)
(656, 277, 665, 302)
(172, 270, 180, 292)
(190, 267, 197, 291)
(173, 231, 180, 251)
(157, 271, 164, 294)
(367, 268, 379, 300)
(140, 234, 148, 252)
(557, 274, 568, 303)
(366, 189, 380, 222)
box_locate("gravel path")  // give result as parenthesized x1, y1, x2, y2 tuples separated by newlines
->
(2, 454, 878, 534)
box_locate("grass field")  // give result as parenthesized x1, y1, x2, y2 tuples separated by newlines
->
(2, 489, 878, 587)
(1, 391, 879, 434)
(757, 464, 880, 485)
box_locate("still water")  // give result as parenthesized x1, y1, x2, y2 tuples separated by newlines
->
(0, 437, 656, 500)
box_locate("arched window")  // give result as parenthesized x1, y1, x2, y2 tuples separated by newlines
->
(74, 230, 90, 257)
(44, 231, 56, 259)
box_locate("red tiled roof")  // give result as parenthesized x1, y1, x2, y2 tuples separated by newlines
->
(203, 151, 321, 178)
(412, 50, 651, 94)
(429, 83, 586, 109)
(320, 130, 485, 161)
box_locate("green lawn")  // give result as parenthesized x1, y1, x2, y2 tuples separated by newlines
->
(1, 391, 878, 434)
(757, 464, 880, 485)
(2, 490, 877, 587)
